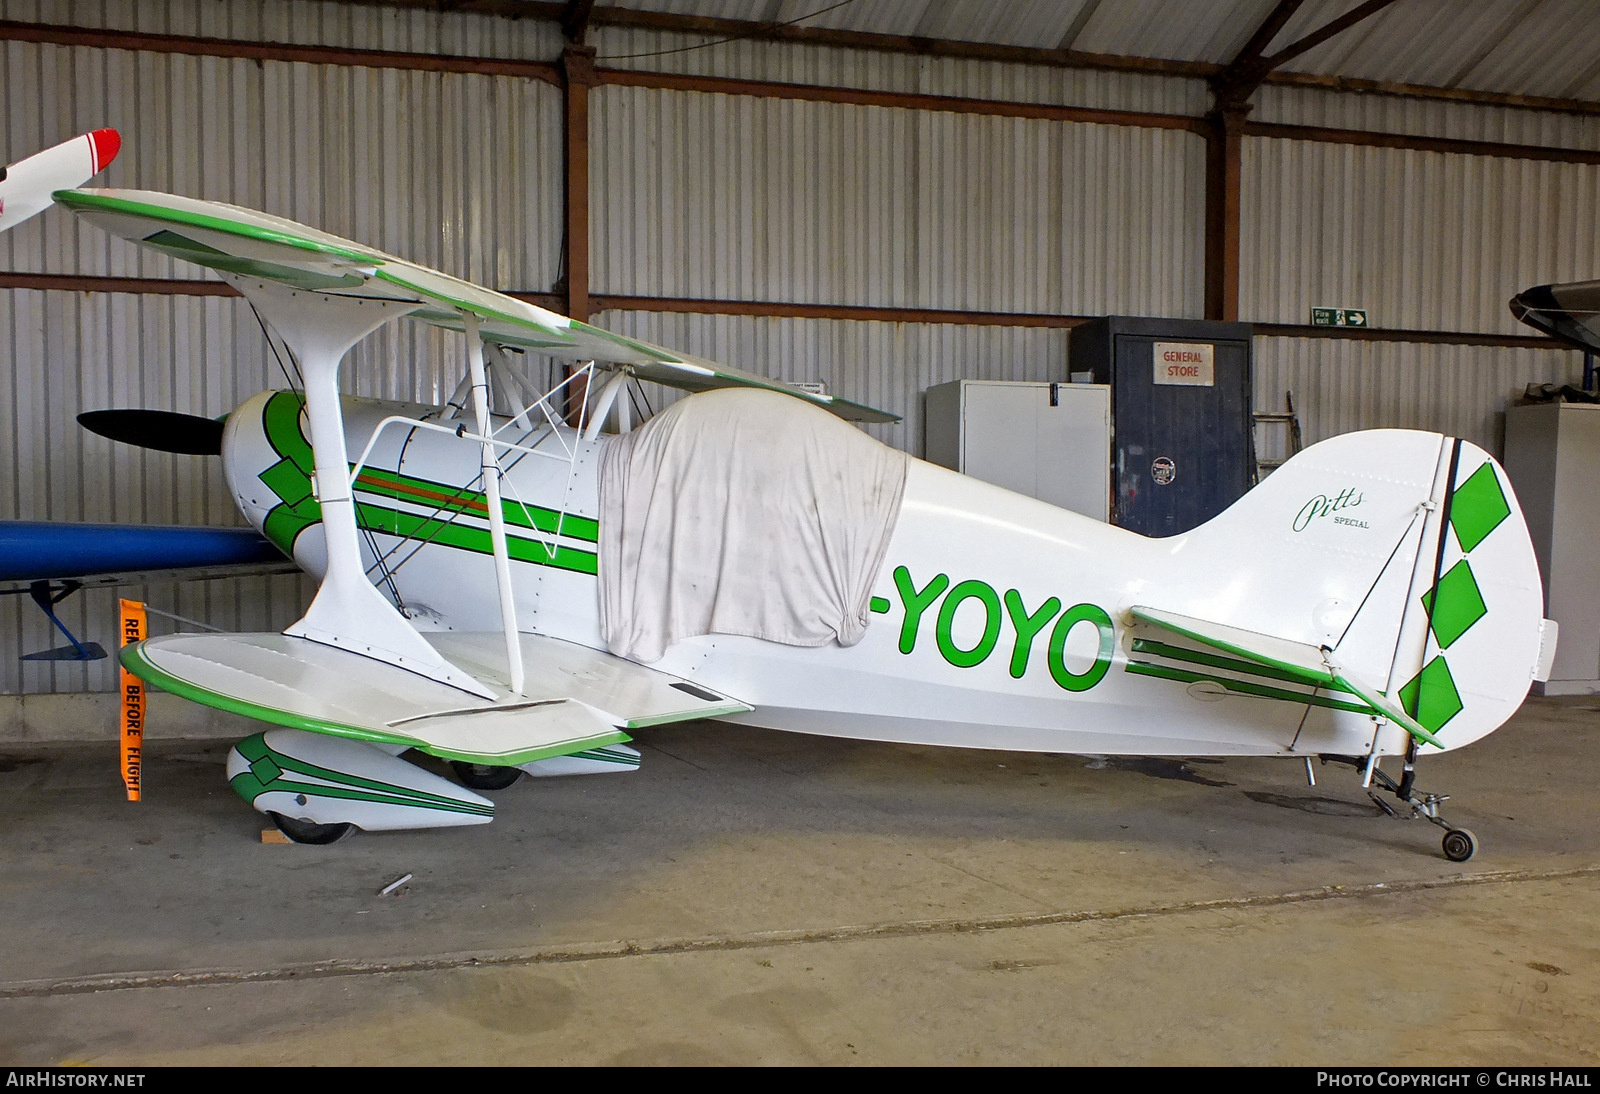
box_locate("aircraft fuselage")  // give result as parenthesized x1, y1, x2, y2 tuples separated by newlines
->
(219, 389, 1532, 760)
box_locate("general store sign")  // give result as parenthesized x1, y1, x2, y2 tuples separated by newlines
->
(1153, 342, 1214, 386)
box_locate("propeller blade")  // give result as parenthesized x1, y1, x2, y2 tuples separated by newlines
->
(77, 409, 225, 456)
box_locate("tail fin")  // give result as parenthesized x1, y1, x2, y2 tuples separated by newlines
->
(0, 129, 120, 235)
(1177, 429, 1547, 753)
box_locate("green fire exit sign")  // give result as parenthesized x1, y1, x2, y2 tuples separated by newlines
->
(1311, 307, 1368, 327)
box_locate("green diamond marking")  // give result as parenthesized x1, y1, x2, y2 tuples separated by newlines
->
(1450, 463, 1511, 553)
(260, 457, 312, 507)
(1399, 656, 1464, 734)
(248, 753, 283, 786)
(1421, 560, 1488, 649)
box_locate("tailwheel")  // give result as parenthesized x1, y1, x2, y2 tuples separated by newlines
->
(450, 761, 522, 790)
(268, 811, 357, 845)
(1325, 751, 1482, 862)
(1441, 828, 1478, 863)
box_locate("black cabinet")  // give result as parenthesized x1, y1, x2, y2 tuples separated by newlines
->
(1069, 316, 1254, 537)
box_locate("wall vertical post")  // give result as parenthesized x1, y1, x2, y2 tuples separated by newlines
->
(1204, 105, 1247, 322)
(562, 45, 597, 424)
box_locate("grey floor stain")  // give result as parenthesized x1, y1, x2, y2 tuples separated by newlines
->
(1244, 791, 1383, 817)
(1104, 758, 1233, 787)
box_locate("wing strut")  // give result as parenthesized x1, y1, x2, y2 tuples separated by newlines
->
(581, 369, 629, 441)
(463, 313, 524, 695)
(229, 274, 494, 699)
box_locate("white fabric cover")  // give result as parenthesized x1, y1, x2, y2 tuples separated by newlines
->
(599, 388, 908, 663)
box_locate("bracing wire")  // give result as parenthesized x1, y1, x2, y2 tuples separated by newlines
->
(597, 0, 861, 60)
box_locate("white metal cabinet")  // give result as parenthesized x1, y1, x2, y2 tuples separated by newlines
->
(1504, 402, 1600, 694)
(924, 380, 1111, 521)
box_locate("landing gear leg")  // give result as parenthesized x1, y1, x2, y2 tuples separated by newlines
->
(1364, 745, 1478, 862)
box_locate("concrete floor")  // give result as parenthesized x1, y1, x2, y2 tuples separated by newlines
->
(1, 697, 1598, 1065)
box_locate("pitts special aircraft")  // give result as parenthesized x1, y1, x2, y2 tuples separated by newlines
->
(3, 132, 1557, 859)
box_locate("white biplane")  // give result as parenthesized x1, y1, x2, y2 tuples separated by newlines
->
(5, 132, 1557, 859)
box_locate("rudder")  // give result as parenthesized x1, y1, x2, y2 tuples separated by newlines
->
(1179, 429, 1548, 753)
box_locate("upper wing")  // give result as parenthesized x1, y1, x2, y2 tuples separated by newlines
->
(1129, 605, 1442, 748)
(124, 630, 751, 766)
(52, 188, 898, 424)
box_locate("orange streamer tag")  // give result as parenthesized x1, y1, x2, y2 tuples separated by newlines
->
(118, 599, 146, 802)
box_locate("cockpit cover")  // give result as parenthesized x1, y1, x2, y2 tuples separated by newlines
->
(598, 388, 908, 663)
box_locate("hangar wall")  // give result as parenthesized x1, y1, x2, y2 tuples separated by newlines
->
(1241, 135, 1600, 332)
(592, 24, 1213, 114)
(1253, 83, 1600, 149)
(0, 4, 1593, 695)
(0, 0, 565, 57)
(590, 87, 1204, 314)
(0, 11, 565, 695)
(598, 311, 1072, 453)
(0, 45, 565, 285)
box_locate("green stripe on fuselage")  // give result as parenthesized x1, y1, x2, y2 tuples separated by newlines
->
(1125, 660, 1379, 716)
(1130, 638, 1362, 697)
(353, 464, 599, 543)
(355, 502, 598, 575)
(256, 391, 599, 569)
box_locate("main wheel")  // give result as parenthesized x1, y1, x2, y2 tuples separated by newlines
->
(268, 811, 357, 845)
(1441, 828, 1477, 863)
(450, 761, 522, 790)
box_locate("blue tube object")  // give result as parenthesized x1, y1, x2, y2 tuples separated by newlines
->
(0, 523, 285, 582)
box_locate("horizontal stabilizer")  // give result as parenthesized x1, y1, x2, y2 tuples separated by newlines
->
(1130, 605, 1441, 748)
(52, 188, 897, 423)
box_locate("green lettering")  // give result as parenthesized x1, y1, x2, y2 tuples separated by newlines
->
(1047, 603, 1116, 692)
(894, 566, 949, 655)
(936, 580, 1003, 668)
(1003, 590, 1062, 679)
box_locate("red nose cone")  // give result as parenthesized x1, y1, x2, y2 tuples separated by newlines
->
(88, 128, 121, 174)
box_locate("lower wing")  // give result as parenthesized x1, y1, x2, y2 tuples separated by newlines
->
(122, 629, 751, 766)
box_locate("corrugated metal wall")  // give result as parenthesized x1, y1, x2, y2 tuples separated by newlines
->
(1240, 136, 1600, 334)
(590, 25, 1211, 115)
(0, 289, 310, 695)
(0, 290, 493, 696)
(2, 43, 565, 288)
(1254, 335, 1583, 459)
(1, 30, 565, 694)
(1254, 85, 1600, 150)
(0, 0, 564, 57)
(2, 5, 1594, 695)
(591, 86, 1205, 316)
(595, 309, 1071, 454)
